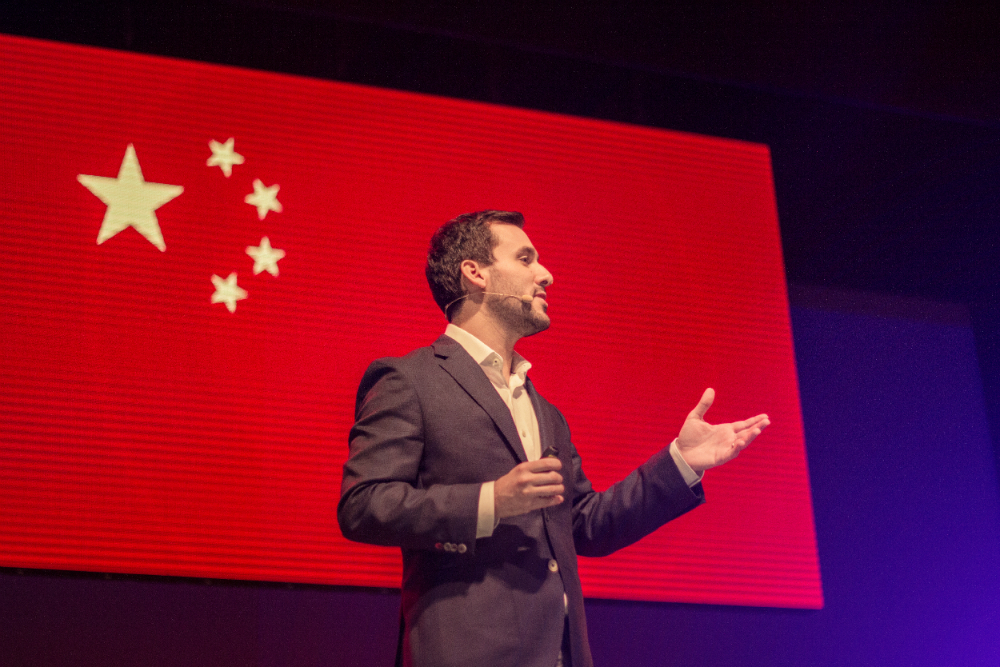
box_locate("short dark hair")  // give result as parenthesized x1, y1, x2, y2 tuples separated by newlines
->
(426, 210, 525, 320)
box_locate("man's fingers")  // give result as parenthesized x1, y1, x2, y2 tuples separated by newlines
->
(514, 459, 562, 488)
(732, 413, 769, 432)
(494, 467, 565, 519)
(525, 473, 563, 488)
(742, 427, 763, 447)
(529, 483, 565, 497)
(731, 427, 763, 451)
(522, 458, 562, 473)
(688, 387, 715, 420)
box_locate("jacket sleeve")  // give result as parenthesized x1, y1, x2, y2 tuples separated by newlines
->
(337, 359, 481, 551)
(569, 437, 706, 558)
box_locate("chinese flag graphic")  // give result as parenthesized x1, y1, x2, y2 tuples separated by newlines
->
(0, 34, 822, 608)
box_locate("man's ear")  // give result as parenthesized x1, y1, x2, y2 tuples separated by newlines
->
(460, 259, 488, 291)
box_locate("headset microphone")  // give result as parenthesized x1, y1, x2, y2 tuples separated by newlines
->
(445, 292, 536, 313)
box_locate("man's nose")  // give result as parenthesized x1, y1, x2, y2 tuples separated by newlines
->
(537, 264, 553, 287)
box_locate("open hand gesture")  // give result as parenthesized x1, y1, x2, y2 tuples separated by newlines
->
(676, 388, 769, 473)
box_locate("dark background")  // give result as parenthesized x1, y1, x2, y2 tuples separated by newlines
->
(3, 3, 999, 665)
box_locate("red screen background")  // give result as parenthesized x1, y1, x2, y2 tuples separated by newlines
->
(1, 34, 822, 608)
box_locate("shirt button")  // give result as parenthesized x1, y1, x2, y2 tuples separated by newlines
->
(548, 559, 559, 573)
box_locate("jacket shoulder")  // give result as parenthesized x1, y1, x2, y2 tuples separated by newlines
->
(362, 337, 452, 376)
(356, 336, 461, 401)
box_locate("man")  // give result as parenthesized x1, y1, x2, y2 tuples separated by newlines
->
(339, 210, 769, 667)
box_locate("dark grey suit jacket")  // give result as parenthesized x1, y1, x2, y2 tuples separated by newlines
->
(339, 335, 704, 667)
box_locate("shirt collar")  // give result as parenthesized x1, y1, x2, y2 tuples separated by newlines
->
(444, 323, 532, 380)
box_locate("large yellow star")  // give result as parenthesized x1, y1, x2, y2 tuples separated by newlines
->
(77, 144, 184, 252)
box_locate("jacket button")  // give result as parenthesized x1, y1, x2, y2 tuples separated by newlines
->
(457, 543, 467, 553)
(548, 559, 559, 573)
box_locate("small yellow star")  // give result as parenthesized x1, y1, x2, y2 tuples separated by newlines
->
(246, 236, 286, 276)
(244, 179, 282, 220)
(206, 137, 245, 178)
(210, 272, 248, 313)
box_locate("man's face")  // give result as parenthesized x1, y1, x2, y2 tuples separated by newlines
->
(482, 223, 554, 338)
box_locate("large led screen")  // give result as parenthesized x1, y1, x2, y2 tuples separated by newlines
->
(1, 34, 822, 608)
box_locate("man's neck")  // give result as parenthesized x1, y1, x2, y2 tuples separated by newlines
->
(451, 315, 518, 380)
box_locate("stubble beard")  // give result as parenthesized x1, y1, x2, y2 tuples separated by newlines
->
(485, 281, 550, 339)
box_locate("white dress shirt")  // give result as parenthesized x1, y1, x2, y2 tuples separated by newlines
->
(443, 323, 702, 540)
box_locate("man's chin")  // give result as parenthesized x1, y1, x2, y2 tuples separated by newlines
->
(521, 314, 551, 337)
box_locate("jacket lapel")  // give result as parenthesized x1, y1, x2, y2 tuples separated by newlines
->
(433, 335, 528, 463)
(525, 378, 553, 453)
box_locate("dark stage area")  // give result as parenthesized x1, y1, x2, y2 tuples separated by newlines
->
(3, 3, 999, 665)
